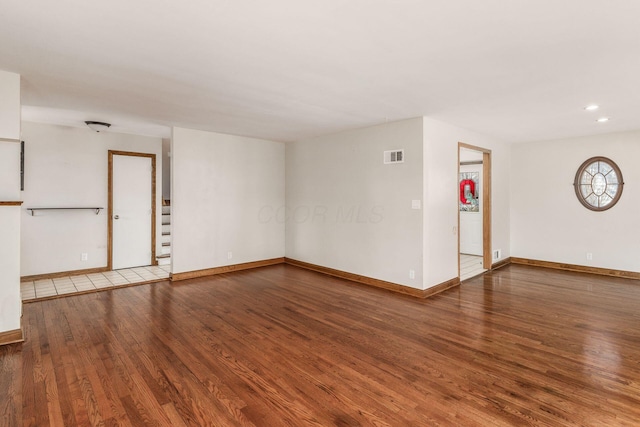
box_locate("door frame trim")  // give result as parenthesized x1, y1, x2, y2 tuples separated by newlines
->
(458, 142, 492, 273)
(108, 150, 157, 270)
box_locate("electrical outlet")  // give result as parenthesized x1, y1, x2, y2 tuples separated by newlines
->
(409, 269, 415, 279)
(227, 251, 233, 260)
(81, 253, 88, 261)
(586, 252, 593, 260)
(493, 249, 501, 260)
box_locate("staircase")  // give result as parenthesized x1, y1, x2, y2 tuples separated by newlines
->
(157, 201, 171, 265)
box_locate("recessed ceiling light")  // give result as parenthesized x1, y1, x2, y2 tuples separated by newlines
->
(584, 104, 599, 111)
(596, 117, 610, 123)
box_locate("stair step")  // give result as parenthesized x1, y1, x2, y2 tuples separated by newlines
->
(157, 254, 171, 259)
(162, 232, 170, 236)
(162, 242, 170, 247)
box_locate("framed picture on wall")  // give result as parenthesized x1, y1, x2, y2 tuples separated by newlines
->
(459, 171, 479, 212)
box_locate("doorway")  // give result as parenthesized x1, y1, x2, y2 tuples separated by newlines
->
(108, 150, 157, 270)
(458, 143, 491, 280)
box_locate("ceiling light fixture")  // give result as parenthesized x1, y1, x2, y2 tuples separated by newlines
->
(596, 117, 610, 123)
(584, 104, 599, 111)
(85, 121, 111, 132)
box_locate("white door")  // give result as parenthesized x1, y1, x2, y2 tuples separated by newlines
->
(460, 163, 483, 256)
(113, 155, 152, 269)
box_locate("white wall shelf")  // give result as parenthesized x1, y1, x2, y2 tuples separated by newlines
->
(26, 207, 104, 216)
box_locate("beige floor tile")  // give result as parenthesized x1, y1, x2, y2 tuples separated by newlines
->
(21, 282, 35, 291)
(118, 269, 139, 275)
(74, 282, 97, 291)
(91, 282, 112, 288)
(22, 263, 166, 301)
(21, 291, 36, 299)
(102, 271, 120, 277)
(35, 288, 58, 298)
(460, 254, 486, 281)
(73, 280, 92, 288)
(94, 282, 113, 289)
(53, 282, 74, 287)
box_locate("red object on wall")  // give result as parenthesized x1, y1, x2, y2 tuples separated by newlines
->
(460, 179, 475, 204)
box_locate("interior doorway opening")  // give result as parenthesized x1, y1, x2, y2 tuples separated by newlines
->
(107, 150, 157, 271)
(458, 143, 491, 281)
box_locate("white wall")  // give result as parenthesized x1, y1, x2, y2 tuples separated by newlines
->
(20, 122, 163, 276)
(286, 118, 424, 288)
(0, 137, 21, 202)
(423, 117, 510, 288)
(511, 131, 640, 271)
(0, 70, 21, 201)
(0, 207, 21, 332)
(0, 70, 21, 333)
(171, 127, 285, 274)
(0, 70, 20, 141)
(162, 138, 171, 200)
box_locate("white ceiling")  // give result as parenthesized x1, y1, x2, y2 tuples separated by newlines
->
(2, 0, 640, 142)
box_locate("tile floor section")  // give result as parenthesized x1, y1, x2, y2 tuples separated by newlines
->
(21, 265, 171, 301)
(460, 254, 487, 281)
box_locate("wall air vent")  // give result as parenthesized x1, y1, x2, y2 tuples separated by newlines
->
(383, 149, 404, 164)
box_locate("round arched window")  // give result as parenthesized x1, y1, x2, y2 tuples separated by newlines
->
(573, 156, 624, 211)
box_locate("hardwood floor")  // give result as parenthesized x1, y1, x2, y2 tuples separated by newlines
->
(3, 264, 640, 426)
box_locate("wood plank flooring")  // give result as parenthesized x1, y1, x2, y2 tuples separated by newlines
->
(3, 264, 640, 426)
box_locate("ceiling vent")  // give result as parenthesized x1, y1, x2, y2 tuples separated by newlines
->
(384, 149, 404, 164)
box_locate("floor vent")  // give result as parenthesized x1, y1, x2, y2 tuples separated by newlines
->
(384, 149, 404, 164)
